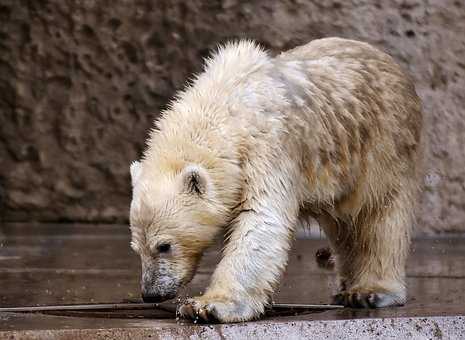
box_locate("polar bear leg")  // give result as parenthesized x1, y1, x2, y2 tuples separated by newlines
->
(179, 157, 301, 322)
(320, 194, 412, 308)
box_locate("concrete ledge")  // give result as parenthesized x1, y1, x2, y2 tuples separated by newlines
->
(1, 315, 464, 340)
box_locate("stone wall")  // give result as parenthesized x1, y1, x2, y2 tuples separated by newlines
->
(1, 0, 464, 233)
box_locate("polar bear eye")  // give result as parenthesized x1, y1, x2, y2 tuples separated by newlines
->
(157, 243, 171, 253)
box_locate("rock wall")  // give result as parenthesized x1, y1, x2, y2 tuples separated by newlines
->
(1, 0, 464, 233)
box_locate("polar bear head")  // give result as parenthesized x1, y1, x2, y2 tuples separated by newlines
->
(129, 160, 227, 302)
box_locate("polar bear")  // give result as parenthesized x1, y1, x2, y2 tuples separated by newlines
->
(129, 38, 422, 323)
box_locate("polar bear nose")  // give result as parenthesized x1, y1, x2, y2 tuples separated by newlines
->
(141, 292, 165, 303)
(141, 291, 176, 303)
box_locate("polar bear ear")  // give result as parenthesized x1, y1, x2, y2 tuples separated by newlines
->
(130, 160, 142, 187)
(181, 164, 208, 196)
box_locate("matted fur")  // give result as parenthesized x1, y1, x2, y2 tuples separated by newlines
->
(129, 38, 422, 322)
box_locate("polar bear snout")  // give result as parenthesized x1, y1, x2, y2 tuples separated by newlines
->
(140, 273, 178, 302)
(140, 260, 180, 303)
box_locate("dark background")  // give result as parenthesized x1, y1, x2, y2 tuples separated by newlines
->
(0, 0, 464, 233)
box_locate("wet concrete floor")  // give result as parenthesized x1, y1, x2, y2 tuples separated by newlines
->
(0, 223, 464, 335)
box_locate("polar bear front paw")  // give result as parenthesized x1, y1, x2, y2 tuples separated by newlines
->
(178, 296, 260, 323)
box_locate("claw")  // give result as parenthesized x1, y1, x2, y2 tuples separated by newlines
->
(333, 290, 405, 308)
(198, 307, 210, 322)
(367, 293, 379, 308)
(179, 303, 196, 319)
(332, 293, 345, 305)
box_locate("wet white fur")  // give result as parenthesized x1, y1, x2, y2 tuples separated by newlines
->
(130, 38, 422, 322)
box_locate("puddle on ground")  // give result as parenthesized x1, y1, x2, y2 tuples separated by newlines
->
(23, 306, 332, 320)
(2, 223, 465, 326)
(38, 309, 174, 319)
